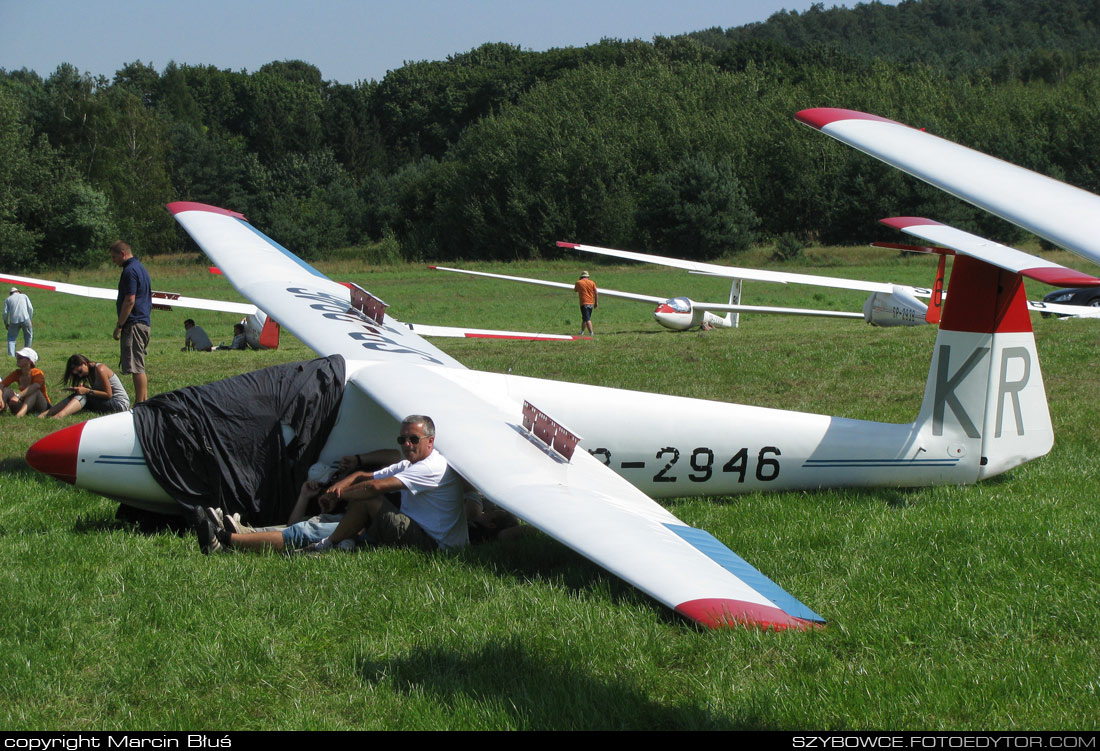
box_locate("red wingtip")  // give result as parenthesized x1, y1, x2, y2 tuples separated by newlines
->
(795, 108, 900, 130)
(556, 241, 579, 249)
(880, 216, 944, 230)
(166, 202, 247, 221)
(676, 598, 823, 631)
(208, 267, 222, 275)
(26, 422, 85, 485)
(1022, 266, 1100, 287)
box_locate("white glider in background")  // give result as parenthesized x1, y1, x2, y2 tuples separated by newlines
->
(431, 264, 870, 331)
(559, 240, 1100, 327)
(27, 191, 1095, 630)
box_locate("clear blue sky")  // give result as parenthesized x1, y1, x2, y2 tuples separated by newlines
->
(0, 0, 880, 85)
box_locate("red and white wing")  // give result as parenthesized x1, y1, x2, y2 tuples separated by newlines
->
(168, 201, 824, 630)
(0, 271, 258, 315)
(397, 322, 590, 341)
(879, 217, 1100, 288)
(796, 107, 1100, 268)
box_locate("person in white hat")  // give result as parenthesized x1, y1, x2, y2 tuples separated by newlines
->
(2, 347, 50, 417)
(4, 286, 33, 358)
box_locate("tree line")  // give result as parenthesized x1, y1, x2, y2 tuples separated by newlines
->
(3, 0, 1100, 270)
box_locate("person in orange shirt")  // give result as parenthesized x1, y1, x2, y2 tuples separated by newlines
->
(573, 271, 598, 337)
(2, 347, 50, 417)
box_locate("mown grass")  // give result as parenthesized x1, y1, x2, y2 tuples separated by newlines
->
(0, 250, 1097, 730)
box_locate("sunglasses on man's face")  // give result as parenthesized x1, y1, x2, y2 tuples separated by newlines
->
(396, 434, 427, 446)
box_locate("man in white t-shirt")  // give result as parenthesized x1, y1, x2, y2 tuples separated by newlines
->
(313, 414, 468, 552)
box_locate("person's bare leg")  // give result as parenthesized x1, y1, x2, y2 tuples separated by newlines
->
(47, 397, 85, 419)
(327, 497, 382, 544)
(133, 373, 148, 403)
(228, 531, 286, 553)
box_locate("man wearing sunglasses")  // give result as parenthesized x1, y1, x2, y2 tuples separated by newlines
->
(309, 414, 467, 552)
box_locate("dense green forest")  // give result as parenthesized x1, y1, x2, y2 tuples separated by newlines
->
(3, 0, 1100, 269)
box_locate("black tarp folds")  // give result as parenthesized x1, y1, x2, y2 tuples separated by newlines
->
(133, 356, 346, 526)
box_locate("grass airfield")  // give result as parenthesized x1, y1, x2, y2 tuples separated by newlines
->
(0, 249, 1097, 730)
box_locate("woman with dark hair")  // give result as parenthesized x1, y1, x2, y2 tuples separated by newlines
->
(41, 354, 130, 418)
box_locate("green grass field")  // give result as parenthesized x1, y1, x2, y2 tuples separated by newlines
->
(1, 250, 1097, 730)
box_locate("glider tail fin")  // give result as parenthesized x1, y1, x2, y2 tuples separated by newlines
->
(914, 256, 1053, 479)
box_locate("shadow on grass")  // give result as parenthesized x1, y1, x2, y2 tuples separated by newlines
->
(0, 457, 40, 479)
(455, 536, 710, 633)
(358, 637, 752, 730)
(73, 504, 189, 536)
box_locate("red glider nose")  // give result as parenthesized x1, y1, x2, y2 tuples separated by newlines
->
(26, 422, 85, 485)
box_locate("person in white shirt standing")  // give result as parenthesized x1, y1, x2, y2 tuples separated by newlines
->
(4, 287, 33, 358)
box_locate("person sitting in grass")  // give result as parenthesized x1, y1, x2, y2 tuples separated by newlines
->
(43, 353, 130, 419)
(2, 347, 50, 417)
(181, 319, 213, 352)
(198, 415, 469, 555)
(197, 449, 400, 555)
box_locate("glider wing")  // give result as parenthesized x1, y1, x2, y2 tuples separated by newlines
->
(796, 107, 1100, 268)
(168, 201, 823, 630)
(398, 322, 590, 341)
(558, 241, 902, 293)
(0, 271, 258, 315)
(430, 265, 667, 304)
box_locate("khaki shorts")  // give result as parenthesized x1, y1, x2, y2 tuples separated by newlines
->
(120, 322, 150, 375)
(374, 498, 438, 552)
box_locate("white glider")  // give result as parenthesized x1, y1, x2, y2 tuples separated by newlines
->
(431, 264, 864, 330)
(27, 189, 1086, 629)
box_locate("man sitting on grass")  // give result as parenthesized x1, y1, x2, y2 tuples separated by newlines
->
(198, 415, 468, 553)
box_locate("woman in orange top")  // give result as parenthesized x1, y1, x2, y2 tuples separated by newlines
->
(2, 347, 50, 417)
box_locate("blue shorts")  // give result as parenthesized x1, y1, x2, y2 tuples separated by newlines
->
(280, 514, 369, 549)
(281, 518, 339, 547)
(580, 304, 594, 322)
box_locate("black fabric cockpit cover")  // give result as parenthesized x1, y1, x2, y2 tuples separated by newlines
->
(133, 355, 346, 526)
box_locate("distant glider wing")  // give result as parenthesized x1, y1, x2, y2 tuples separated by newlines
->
(398, 322, 590, 341)
(558, 241, 901, 294)
(796, 107, 1100, 268)
(430, 265, 667, 304)
(0, 271, 258, 315)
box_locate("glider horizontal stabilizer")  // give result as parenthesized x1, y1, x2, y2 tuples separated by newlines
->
(880, 217, 1100, 288)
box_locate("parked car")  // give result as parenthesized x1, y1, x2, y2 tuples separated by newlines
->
(1040, 287, 1100, 317)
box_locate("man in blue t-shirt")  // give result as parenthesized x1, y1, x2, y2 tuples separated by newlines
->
(110, 241, 152, 403)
